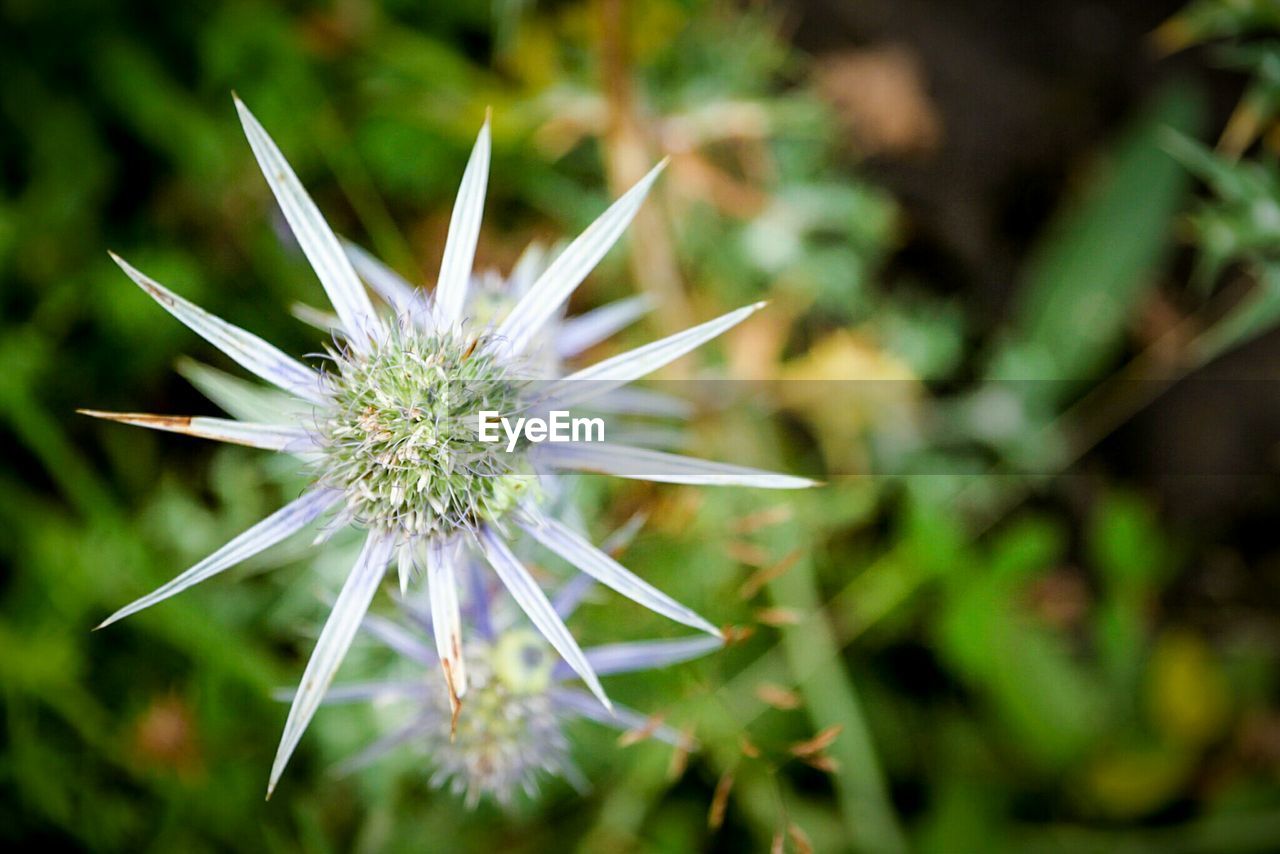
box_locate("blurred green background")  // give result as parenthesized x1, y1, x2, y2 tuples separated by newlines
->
(5, 0, 1280, 851)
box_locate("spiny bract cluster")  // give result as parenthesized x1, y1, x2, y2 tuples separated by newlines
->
(318, 324, 529, 539)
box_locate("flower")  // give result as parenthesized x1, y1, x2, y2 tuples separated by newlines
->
(83, 96, 813, 796)
(309, 570, 720, 807)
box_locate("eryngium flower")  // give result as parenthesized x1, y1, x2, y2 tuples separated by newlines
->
(316, 574, 719, 807)
(83, 97, 813, 795)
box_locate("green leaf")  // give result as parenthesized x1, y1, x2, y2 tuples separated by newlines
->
(988, 84, 1207, 399)
(1088, 490, 1169, 592)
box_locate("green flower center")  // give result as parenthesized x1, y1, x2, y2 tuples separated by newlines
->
(318, 326, 532, 538)
(422, 633, 567, 806)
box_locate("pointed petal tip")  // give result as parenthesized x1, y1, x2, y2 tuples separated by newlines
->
(640, 158, 669, 188)
(689, 616, 723, 639)
(94, 604, 132, 632)
(583, 679, 614, 715)
(107, 251, 140, 280)
(108, 253, 158, 293)
(580, 683, 615, 715)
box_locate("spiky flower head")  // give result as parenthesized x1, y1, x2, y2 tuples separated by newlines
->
(317, 323, 531, 540)
(330, 574, 719, 807)
(420, 631, 567, 806)
(83, 95, 813, 795)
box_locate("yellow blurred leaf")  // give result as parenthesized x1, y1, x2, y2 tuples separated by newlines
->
(1148, 630, 1231, 747)
(779, 330, 922, 472)
(1084, 747, 1190, 818)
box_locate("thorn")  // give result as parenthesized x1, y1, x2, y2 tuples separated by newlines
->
(707, 769, 735, 830)
(756, 606, 802, 627)
(618, 714, 665, 747)
(667, 728, 693, 780)
(755, 682, 801, 710)
(789, 724, 844, 758)
(739, 548, 804, 600)
(729, 505, 793, 535)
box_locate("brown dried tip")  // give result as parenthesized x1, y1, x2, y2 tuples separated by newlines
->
(739, 736, 761, 759)
(771, 830, 785, 854)
(788, 823, 814, 854)
(618, 713, 665, 748)
(460, 335, 479, 361)
(721, 625, 756, 645)
(755, 607, 803, 627)
(803, 753, 841, 775)
(724, 540, 770, 568)
(665, 727, 696, 783)
(707, 769, 735, 830)
(670, 742, 691, 783)
(739, 549, 804, 600)
(442, 660, 463, 741)
(789, 724, 843, 758)
(755, 683, 802, 710)
(78, 409, 191, 429)
(730, 504, 793, 535)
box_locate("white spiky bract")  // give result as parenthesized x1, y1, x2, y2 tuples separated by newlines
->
(85, 98, 814, 796)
